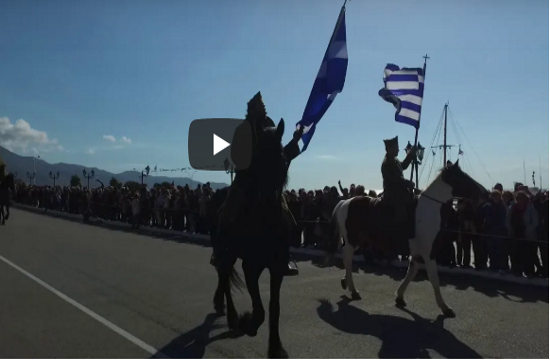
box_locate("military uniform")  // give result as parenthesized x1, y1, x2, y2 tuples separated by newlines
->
(219, 132, 300, 228)
(381, 136, 416, 252)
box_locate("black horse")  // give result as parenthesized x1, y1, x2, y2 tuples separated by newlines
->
(213, 117, 293, 358)
(0, 173, 15, 225)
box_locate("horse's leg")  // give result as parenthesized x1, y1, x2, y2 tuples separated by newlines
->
(424, 257, 455, 318)
(341, 237, 360, 300)
(267, 266, 288, 359)
(395, 257, 419, 307)
(213, 255, 239, 328)
(239, 260, 265, 337)
(5, 204, 9, 220)
(0, 204, 4, 225)
(213, 267, 226, 316)
(225, 272, 239, 330)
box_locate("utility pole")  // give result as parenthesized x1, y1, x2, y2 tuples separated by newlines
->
(32, 155, 40, 185)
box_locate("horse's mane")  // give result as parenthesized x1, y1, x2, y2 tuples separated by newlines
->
(244, 126, 288, 198)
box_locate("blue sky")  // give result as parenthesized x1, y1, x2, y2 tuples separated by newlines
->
(0, 0, 547, 190)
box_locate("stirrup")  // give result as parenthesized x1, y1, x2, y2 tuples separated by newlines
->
(285, 259, 299, 276)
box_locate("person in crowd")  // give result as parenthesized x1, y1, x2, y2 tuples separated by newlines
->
(457, 198, 475, 268)
(506, 190, 539, 277)
(479, 189, 508, 273)
(437, 199, 458, 268)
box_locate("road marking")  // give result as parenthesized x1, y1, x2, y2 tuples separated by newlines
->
(0, 254, 170, 359)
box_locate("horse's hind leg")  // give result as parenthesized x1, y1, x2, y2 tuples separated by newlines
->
(214, 259, 239, 329)
(424, 258, 455, 318)
(395, 257, 419, 307)
(342, 237, 360, 300)
(213, 269, 226, 316)
(239, 260, 265, 337)
(267, 267, 288, 359)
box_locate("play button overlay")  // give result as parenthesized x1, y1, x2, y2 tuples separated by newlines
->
(213, 133, 230, 156)
(188, 118, 252, 171)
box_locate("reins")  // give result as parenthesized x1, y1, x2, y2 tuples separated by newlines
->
(419, 192, 447, 205)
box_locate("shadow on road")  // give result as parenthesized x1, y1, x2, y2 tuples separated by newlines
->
(290, 251, 548, 305)
(316, 296, 483, 359)
(152, 313, 241, 359)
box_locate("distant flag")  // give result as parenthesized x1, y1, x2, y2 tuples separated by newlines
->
(458, 146, 464, 156)
(296, 4, 348, 152)
(378, 63, 425, 129)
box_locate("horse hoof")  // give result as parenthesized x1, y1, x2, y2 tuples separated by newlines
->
(395, 297, 406, 308)
(340, 278, 347, 290)
(351, 291, 362, 300)
(228, 311, 239, 332)
(238, 311, 258, 337)
(443, 308, 456, 318)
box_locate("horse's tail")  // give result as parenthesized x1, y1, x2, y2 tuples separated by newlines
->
(229, 266, 246, 293)
(325, 200, 343, 255)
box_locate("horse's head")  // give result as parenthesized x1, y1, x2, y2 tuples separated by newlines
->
(441, 160, 488, 201)
(251, 118, 288, 197)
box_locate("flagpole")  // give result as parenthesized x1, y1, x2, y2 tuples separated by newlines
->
(410, 54, 429, 186)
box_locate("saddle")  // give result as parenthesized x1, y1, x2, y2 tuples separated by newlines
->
(345, 195, 417, 255)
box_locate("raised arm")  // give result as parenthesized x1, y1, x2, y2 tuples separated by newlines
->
(284, 126, 304, 165)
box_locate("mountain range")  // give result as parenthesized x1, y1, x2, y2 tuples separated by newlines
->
(0, 146, 228, 189)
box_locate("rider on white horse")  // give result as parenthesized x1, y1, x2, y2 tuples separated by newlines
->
(381, 136, 417, 254)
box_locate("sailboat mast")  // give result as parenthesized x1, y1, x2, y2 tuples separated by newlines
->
(540, 157, 543, 189)
(523, 159, 526, 184)
(443, 103, 448, 166)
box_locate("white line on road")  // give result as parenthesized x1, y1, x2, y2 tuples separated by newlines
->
(0, 254, 170, 359)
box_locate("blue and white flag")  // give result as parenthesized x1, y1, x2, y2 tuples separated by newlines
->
(296, 5, 348, 152)
(378, 64, 425, 129)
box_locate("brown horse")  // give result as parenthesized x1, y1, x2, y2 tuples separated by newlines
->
(326, 161, 488, 317)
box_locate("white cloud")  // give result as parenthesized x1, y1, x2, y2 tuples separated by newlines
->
(317, 155, 338, 160)
(86, 148, 96, 154)
(0, 117, 63, 153)
(121, 136, 131, 144)
(102, 135, 116, 142)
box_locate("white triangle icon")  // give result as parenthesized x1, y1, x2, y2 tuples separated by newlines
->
(213, 133, 230, 156)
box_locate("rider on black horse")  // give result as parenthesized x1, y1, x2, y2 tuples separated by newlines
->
(381, 136, 418, 256)
(213, 92, 303, 276)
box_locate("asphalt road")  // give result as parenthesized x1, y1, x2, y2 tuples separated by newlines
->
(0, 208, 547, 358)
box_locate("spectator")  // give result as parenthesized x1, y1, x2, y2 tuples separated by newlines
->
(479, 190, 508, 273)
(506, 190, 539, 277)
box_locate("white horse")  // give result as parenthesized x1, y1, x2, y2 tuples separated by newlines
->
(327, 160, 488, 317)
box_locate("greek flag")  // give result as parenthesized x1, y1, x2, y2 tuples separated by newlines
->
(378, 64, 425, 129)
(296, 5, 348, 152)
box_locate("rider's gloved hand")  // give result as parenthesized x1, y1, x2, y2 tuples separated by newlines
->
(293, 126, 304, 143)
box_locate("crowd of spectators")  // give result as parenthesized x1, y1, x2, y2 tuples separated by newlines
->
(11, 180, 549, 278)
